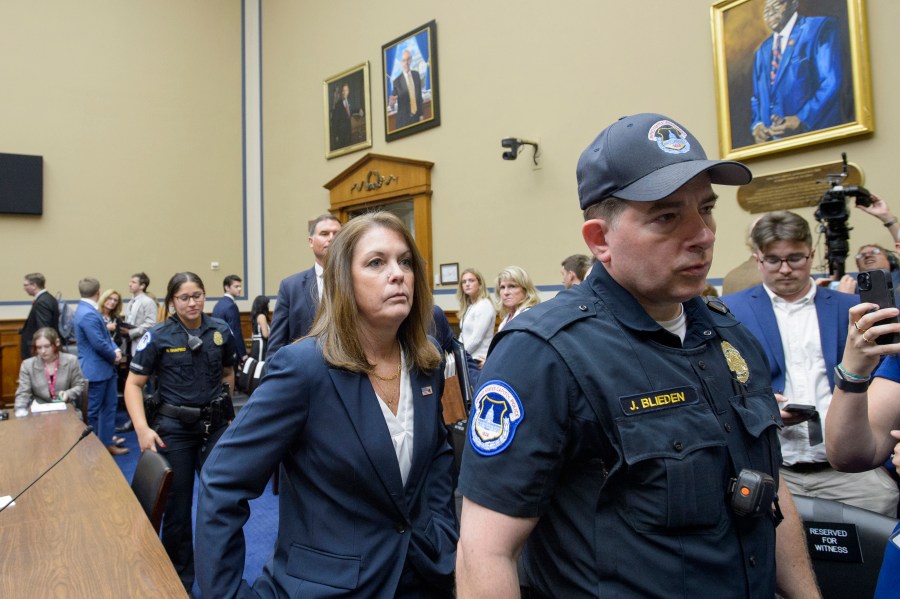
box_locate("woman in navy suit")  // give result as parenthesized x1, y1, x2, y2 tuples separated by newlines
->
(196, 212, 457, 598)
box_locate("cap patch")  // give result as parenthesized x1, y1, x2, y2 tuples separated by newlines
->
(648, 120, 691, 154)
(469, 380, 524, 456)
(136, 332, 151, 352)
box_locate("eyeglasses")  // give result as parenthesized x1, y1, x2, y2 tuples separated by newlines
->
(855, 248, 883, 261)
(174, 292, 204, 303)
(756, 254, 810, 271)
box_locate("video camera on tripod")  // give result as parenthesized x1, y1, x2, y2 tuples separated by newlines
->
(814, 152, 871, 279)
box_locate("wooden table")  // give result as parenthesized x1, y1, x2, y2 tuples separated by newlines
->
(0, 410, 187, 598)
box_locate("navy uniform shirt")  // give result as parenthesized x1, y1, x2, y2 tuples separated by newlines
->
(131, 314, 234, 406)
(458, 265, 782, 599)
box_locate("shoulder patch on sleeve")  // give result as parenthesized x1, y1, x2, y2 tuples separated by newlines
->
(136, 332, 152, 352)
(469, 380, 524, 456)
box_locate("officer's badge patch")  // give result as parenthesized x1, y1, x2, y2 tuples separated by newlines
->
(469, 380, 524, 456)
(213, 331, 224, 346)
(722, 340, 750, 384)
(648, 119, 691, 154)
(136, 332, 151, 352)
(619, 386, 699, 416)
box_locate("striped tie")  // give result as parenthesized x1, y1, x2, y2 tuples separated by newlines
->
(770, 34, 782, 86)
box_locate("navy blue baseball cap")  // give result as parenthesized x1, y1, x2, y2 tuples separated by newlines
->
(576, 113, 752, 209)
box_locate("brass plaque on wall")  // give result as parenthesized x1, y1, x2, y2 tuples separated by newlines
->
(736, 161, 863, 214)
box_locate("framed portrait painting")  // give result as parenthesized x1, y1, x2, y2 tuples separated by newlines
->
(382, 20, 440, 142)
(323, 62, 372, 159)
(711, 0, 873, 161)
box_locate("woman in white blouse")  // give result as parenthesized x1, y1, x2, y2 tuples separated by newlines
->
(456, 268, 496, 366)
(495, 265, 541, 332)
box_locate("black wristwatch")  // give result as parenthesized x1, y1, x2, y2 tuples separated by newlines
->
(833, 366, 871, 393)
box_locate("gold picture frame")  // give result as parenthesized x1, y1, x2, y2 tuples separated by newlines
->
(711, 0, 873, 161)
(323, 62, 372, 160)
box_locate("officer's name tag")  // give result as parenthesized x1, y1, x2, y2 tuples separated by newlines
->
(619, 386, 698, 416)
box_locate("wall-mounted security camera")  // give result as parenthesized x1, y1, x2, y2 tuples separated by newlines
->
(501, 138, 540, 165)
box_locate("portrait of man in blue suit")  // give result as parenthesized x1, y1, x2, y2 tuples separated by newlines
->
(750, 0, 847, 144)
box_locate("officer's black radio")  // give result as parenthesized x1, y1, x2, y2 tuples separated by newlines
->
(728, 469, 776, 518)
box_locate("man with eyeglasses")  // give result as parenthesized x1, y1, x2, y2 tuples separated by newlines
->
(722, 211, 899, 516)
(828, 193, 900, 298)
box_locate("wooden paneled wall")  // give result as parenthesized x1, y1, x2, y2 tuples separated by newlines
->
(0, 320, 24, 407)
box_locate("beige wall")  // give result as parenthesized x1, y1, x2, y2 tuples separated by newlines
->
(0, 0, 243, 317)
(2, 0, 898, 318)
(262, 0, 900, 310)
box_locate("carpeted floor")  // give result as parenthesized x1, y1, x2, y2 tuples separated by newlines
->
(111, 401, 278, 598)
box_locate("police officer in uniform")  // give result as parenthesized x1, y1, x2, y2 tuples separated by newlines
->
(456, 114, 820, 598)
(124, 272, 235, 594)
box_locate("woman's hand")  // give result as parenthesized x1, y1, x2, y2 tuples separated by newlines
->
(135, 425, 166, 453)
(842, 303, 900, 376)
(836, 274, 858, 294)
(889, 431, 900, 469)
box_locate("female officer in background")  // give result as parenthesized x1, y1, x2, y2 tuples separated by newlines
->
(195, 212, 457, 598)
(124, 271, 235, 594)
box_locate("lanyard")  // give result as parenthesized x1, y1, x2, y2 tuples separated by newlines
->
(44, 358, 59, 399)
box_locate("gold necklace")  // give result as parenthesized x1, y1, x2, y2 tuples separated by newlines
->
(372, 361, 401, 382)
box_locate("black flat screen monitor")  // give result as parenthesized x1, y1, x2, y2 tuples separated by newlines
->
(0, 153, 43, 215)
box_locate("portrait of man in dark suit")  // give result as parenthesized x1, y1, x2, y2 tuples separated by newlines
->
(330, 83, 354, 150)
(390, 50, 425, 129)
(382, 20, 440, 141)
(323, 64, 370, 159)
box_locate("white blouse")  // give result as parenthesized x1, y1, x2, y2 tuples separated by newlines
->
(375, 353, 414, 486)
(497, 305, 531, 332)
(459, 297, 496, 361)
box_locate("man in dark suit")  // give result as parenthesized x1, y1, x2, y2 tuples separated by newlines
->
(20, 272, 60, 359)
(211, 274, 246, 364)
(722, 211, 897, 516)
(74, 277, 127, 456)
(750, 0, 843, 143)
(267, 214, 342, 359)
(391, 50, 425, 129)
(330, 83, 353, 150)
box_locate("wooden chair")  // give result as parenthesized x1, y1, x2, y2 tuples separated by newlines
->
(131, 450, 173, 534)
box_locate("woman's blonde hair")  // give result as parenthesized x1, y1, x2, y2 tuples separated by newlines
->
(495, 266, 540, 319)
(456, 268, 491, 320)
(307, 212, 441, 373)
(98, 289, 123, 319)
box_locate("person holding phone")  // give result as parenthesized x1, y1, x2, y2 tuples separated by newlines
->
(722, 211, 898, 516)
(826, 293, 900, 596)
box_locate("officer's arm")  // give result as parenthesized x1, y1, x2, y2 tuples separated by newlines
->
(124, 371, 164, 453)
(222, 366, 235, 398)
(774, 476, 822, 599)
(456, 497, 538, 598)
